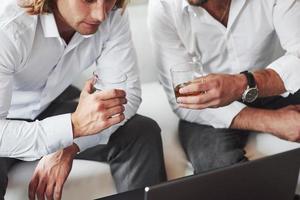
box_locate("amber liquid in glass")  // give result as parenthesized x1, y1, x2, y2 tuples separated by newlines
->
(174, 81, 205, 98)
(174, 82, 192, 98)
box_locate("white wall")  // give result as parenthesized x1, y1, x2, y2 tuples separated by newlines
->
(128, 2, 158, 83)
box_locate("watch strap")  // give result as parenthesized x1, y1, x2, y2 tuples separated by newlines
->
(240, 71, 256, 88)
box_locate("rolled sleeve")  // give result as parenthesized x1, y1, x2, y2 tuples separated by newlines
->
(267, 54, 300, 96)
(269, 0, 300, 96)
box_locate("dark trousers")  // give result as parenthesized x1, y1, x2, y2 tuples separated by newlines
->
(179, 90, 300, 174)
(0, 86, 167, 199)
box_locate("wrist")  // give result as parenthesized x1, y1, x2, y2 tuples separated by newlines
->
(71, 113, 81, 139)
(234, 74, 248, 100)
(64, 143, 80, 158)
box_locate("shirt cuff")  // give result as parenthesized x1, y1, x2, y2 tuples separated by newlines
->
(178, 101, 246, 129)
(205, 101, 247, 128)
(40, 113, 74, 154)
(73, 127, 113, 152)
(267, 54, 300, 96)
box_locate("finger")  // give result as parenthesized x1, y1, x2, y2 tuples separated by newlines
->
(101, 98, 127, 109)
(177, 91, 215, 105)
(45, 181, 55, 200)
(36, 177, 47, 200)
(83, 79, 95, 94)
(101, 114, 125, 129)
(28, 175, 40, 200)
(94, 89, 126, 100)
(108, 113, 126, 124)
(103, 105, 125, 118)
(53, 182, 64, 200)
(178, 81, 211, 95)
(178, 101, 217, 110)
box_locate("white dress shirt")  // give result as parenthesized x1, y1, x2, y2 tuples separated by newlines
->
(0, 1, 141, 161)
(149, 0, 300, 129)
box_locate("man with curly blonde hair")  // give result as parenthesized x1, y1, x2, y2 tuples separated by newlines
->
(0, 0, 167, 199)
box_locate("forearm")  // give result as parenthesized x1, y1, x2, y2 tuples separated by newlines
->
(231, 69, 286, 100)
(62, 143, 80, 158)
(0, 116, 73, 161)
(230, 107, 275, 133)
(253, 69, 286, 97)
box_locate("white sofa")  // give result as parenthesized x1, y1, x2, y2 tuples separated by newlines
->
(5, 2, 300, 200)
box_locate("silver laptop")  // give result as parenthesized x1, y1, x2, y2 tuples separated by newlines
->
(98, 148, 300, 200)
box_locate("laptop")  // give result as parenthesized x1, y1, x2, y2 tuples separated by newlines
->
(98, 148, 300, 200)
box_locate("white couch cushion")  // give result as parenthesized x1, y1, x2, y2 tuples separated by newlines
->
(6, 160, 115, 200)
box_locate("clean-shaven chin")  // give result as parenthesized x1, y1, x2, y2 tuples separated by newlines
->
(80, 21, 101, 34)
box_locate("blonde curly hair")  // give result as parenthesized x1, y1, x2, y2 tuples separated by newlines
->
(17, 0, 128, 15)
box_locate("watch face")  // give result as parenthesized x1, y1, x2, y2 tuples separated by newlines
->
(245, 88, 259, 103)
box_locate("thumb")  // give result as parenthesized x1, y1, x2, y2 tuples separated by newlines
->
(82, 79, 95, 95)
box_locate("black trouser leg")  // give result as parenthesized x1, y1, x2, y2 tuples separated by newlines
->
(76, 115, 167, 192)
(0, 158, 20, 200)
(179, 121, 248, 174)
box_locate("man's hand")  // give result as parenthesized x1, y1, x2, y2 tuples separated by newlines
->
(28, 144, 79, 200)
(176, 73, 246, 109)
(231, 105, 300, 143)
(270, 105, 300, 142)
(71, 79, 127, 138)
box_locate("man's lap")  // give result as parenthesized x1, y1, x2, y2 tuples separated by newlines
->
(178, 90, 300, 173)
(178, 120, 248, 173)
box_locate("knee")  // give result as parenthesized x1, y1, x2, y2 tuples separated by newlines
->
(213, 131, 247, 164)
(139, 115, 161, 135)
(192, 148, 246, 174)
(133, 115, 162, 145)
(189, 130, 247, 173)
(214, 147, 247, 166)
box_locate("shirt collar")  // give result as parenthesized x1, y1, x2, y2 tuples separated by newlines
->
(40, 13, 60, 38)
(181, 0, 203, 16)
(182, 0, 190, 12)
(40, 13, 95, 39)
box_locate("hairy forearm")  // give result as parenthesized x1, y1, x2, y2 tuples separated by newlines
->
(63, 143, 80, 158)
(253, 69, 286, 97)
(230, 107, 276, 133)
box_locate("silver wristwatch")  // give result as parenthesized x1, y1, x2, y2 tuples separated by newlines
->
(240, 71, 259, 103)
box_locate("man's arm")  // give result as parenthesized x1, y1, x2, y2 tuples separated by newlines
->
(28, 9, 142, 200)
(73, 9, 142, 152)
(0, 31, 75, 161)
(231, 105, 300, 142)
(178, 0, 300, 108)
(148, 0, 246, 128)
(177, 68, 286, 109)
